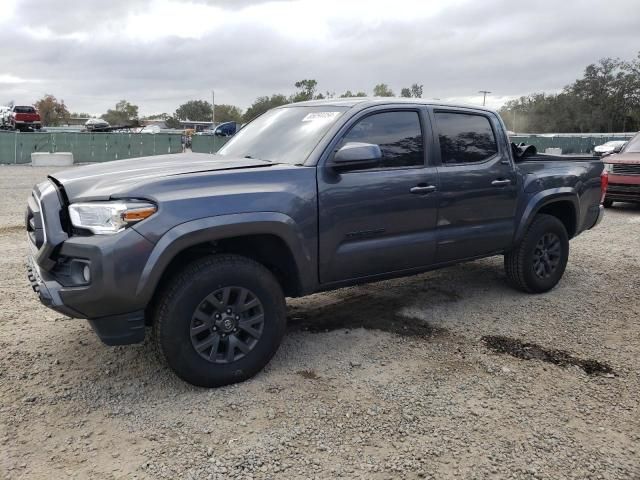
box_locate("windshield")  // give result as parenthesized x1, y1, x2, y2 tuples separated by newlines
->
(217, 106, 348, 164)
(622, 134, 640, 153)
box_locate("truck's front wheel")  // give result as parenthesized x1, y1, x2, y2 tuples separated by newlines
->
(504, 214, 569, 293)
(153, 254, 286, 387)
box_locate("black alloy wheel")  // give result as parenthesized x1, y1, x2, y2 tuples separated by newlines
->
(190, 286, 265, 364)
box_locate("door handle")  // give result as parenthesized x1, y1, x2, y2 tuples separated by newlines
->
(491, 179, 512, 187)
(410, 185, 437, 194)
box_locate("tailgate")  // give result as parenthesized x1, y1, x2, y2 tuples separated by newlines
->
(16, 113, 40, 122)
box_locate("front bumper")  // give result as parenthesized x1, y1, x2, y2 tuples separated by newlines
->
(26, 180, 155, 345)
(605, 180, 640, 203)
(27, 254, 146, 345)
(27, 254, 83, 318)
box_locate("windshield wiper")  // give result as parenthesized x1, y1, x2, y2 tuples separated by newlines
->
(244, 154, 273, 163)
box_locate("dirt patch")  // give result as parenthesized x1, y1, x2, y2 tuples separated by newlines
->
(482, 335, 615, 376)
(287, 292, 445, 338)
(296, 369, 320, 380)
(0, 225, 23, 235)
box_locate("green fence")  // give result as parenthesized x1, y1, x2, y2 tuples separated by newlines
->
(510, 134, 634, 154)
(193, 133, 634, 155)
(0, 132, 184, 164)
(2, 131, 635, 163)
(191, 135, 229, 154)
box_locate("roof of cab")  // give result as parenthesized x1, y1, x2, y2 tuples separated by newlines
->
(281, 97, 498, 114)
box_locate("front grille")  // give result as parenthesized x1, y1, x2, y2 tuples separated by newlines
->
(607, 183, 640, 200)
(608, 183, 640, 193)
(612, 163, 640, 175)
(25, 193, 45, 249)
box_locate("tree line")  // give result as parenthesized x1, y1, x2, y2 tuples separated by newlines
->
(17, 80, 424, 128)
(499, 51, 640, 133)
(14, 51, 640, 134)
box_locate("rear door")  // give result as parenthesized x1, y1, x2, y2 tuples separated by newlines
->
(430, 108, 518, 263)
(317, 107, 439, 283)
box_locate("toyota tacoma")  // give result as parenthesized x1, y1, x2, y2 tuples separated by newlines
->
(26, 98, 607, 387)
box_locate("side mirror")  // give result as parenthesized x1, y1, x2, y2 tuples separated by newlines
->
(613, 145, 623, 153)
(331, 142, 382, 171)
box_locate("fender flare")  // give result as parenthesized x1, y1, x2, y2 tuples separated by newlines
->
(135, 212, 314, 301)
(514, 188, 580, 244)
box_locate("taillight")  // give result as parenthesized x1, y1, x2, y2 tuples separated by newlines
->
(600, 170, 609, 204)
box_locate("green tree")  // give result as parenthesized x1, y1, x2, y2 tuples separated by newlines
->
(339, 90, 367, 98)
(101, 100, 139, 126)
(291, 79, 318, 102)
(243, 94, 289, 122)
(35, 94, 70, 126)
(373, 83, 394, 97)
(214, 104, 244, 123)
(165, 117, 182, 129)
(174, 100, 212, 121)
(410, 83, 423, 98)
(499, 52, 640, 133)
(144, 113, 169, 121)
(401, 84, 423, 98)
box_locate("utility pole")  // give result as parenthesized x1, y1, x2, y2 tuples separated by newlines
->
(478, 90, 491, 106)
(212, 90, 215, 126)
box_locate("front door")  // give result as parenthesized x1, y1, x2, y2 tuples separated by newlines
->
(318, 108, 439, 284)
(431, 109, 518, 263)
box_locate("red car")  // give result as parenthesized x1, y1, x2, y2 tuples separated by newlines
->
(603, 132, 640, 207)
(1, 105, 42, 131)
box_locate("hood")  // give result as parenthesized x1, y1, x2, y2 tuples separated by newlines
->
(50, 152, 273, 201)
(606, 152, 640, 164)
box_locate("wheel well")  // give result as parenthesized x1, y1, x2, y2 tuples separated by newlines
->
(151, 234, 302, 308)
(537, 201, 577, 238)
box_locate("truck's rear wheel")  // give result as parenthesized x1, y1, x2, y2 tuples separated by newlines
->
(504, 214, 569, 293)
(153, 254, 286, 387)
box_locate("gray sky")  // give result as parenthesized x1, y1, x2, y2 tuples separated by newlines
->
(1, 0, 639, 116)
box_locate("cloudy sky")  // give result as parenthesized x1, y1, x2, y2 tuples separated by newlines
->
(1, 0, 638, 116)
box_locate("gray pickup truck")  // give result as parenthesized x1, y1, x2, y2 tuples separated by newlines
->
(26, 98, 606, 387)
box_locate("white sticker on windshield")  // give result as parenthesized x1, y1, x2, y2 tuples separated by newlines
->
(302, 112, 341, 122)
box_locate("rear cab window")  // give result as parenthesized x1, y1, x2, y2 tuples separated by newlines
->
(434, 111, 498, 164)
(14, 106, 36, 114)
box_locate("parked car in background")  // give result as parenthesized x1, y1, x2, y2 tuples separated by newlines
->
(85, 118, 110, 131)
(200, 121, 239, 137)
(140, 124, 162, 134)
(594, 140, 627, 157)
(0, 106, 9, 122)
(0, 105, 42, 131)
(602, 132, 640, 207)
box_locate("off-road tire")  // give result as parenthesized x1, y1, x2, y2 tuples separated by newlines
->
(153, 254, 286, 387)
(504, 214, 569, 293)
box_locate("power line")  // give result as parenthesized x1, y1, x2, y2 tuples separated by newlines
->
(478, 90, 491, 106)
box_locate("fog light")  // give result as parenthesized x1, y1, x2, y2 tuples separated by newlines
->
(82, 265, 91, 283)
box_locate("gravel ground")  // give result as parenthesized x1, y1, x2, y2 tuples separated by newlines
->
(1, 164, 639, 480)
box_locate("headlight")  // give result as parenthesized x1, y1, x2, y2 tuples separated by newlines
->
(68, 201, 157, 235)
(604, 163, 614, 173)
